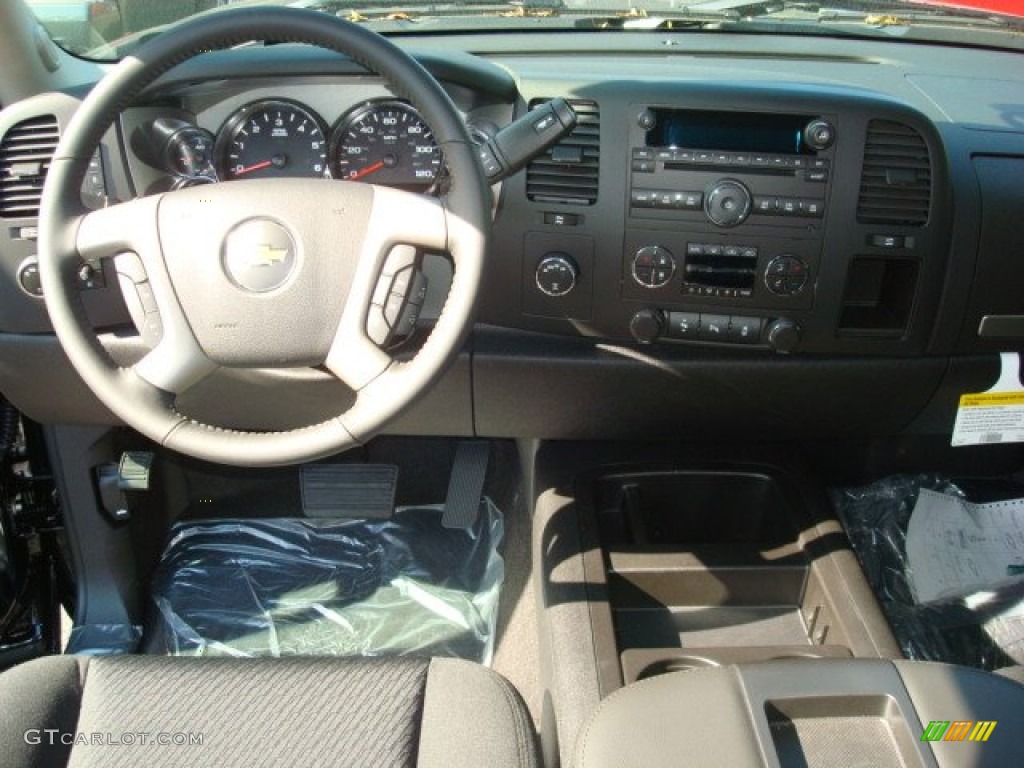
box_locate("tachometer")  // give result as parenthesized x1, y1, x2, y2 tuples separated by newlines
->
(217, 100, 328, 180)
(330, 101, 441, 191)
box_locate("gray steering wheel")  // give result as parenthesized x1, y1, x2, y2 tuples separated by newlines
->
(38, 7, 489, 467)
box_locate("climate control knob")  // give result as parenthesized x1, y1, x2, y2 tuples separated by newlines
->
(535, 253, 578, 297)
(629, 309, 665, 344)
(704, 179, 752, 228)
(631, 245, 675, 288)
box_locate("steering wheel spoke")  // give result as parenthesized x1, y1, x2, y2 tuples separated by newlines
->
(324, 186, 448, 391)
(76, 201, 219, 395)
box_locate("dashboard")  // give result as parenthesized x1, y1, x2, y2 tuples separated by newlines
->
(0, 32, 1023, 440)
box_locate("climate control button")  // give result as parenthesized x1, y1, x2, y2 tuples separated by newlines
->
(631, 245, 675, 288)
(765, 255, 809, 296)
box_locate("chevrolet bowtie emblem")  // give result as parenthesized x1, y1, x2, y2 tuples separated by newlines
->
(251, 243, 290, 268)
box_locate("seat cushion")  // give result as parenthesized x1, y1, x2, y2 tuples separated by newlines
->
(0, 655, 537, 768)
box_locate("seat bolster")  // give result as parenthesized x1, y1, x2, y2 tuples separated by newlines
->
(0, 655, 89, 768)
(418, 657, 539, 768)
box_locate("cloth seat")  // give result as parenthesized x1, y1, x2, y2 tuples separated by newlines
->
(0, 654, 538, 768)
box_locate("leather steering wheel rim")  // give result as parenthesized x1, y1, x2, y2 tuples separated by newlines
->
(37, 7, 490, 467)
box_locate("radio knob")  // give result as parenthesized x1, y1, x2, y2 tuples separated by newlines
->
(804, 119, 836, 151)
(704, 179, 752, 228)
(767, 318, 801, 354)
(535, 253, 578, 297)
(630, 309, 665, 344)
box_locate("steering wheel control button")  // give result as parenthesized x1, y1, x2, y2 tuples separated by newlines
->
(704, 179, 752, 227)
(667, 311, 699, 340)
(765, 255, 810, 296)
(17, 258, 43, 297)
(77, 262, 106, 290)
(535, 253, 578, 297)
(632, 246, 675, 288)
(223, 219, 297, 293)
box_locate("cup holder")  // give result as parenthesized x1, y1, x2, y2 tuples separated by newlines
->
(635, 656, 720, 680)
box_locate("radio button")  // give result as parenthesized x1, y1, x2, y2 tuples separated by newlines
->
(779, 198, 800, 215)
(675, 191, 703, 210)
(631, 188, 656, 207)
(800, 199, 825, 217)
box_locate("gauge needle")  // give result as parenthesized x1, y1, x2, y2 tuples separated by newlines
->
(232, 160, 273, 176)
(349, 161, 386, 181)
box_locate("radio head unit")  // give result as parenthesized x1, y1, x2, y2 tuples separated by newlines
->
(630, 107, 835, 230)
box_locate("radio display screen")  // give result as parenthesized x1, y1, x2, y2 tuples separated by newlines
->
(646, 109, 814, 155)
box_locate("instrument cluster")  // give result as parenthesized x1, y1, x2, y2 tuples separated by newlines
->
(160, 97, 442, 192)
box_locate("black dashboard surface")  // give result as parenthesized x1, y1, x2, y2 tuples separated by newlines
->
(0, 32, 1022, 438)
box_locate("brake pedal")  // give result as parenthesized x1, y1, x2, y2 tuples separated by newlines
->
(299, 464, 398, 519)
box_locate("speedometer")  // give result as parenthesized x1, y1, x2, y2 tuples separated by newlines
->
(216, 100, 328, 180)
(330, 101, 441, 191)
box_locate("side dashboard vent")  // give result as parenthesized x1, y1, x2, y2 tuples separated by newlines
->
(856, 119, 931, 226)
(0, 115, 60, 218)
(526, 99, 600, 205)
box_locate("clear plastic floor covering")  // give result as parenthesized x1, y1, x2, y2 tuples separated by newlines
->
(147, 500, 504, 664)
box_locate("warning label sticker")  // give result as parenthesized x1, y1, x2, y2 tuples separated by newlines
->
(952, 354, 1024, 447)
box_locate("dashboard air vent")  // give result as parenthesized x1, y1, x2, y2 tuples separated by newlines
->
(0, 115, 60, 218)
(856, 120, 931, 226)
(526, 99, 600, 205)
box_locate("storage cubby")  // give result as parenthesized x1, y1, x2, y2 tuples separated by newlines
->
(591, 470, 855, 683)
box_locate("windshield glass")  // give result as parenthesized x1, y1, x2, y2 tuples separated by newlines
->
(27, 0, 1024, 60)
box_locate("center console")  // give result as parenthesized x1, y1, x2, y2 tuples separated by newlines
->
(576, 658, 1024, 768)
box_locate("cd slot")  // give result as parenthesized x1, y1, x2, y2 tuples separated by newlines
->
(663, 163, 797, 177)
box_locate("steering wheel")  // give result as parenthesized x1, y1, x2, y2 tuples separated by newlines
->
(38, 7, 489, 467)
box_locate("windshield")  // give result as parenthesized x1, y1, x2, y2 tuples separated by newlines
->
(27, 0, 1024, 59)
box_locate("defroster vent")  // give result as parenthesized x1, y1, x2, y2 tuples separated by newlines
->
(526, 99, 600, 205)
(0, 115, 60, 219)
(856, 119, 931, 226)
